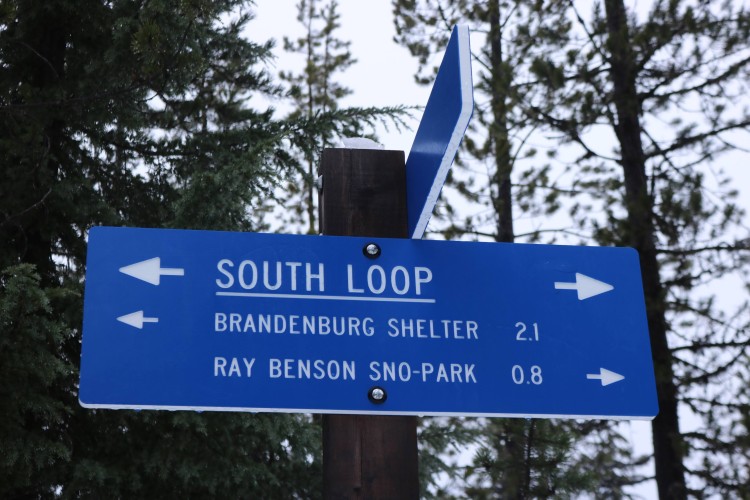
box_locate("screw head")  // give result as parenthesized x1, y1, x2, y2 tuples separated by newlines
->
(363, 243, 381, 259)
(368, 386, 387, 404)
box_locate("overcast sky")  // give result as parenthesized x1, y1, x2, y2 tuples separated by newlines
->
(248, 1, 750, 216)
(249, 1, 429, 152)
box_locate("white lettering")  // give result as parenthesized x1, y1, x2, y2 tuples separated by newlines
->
(306, 263, 325, 292)
(268, 358, 355, 380)
(367, 265, 386, 294)
(269, 358, 281, 378)
(228, 358, 241, 377)
(347, 264, 364, 293)
(215, 313, 227, 332)
(243, 357, 256, 377)
(238, 260, 258, 289)
(387, 318, 399, 337)
(385, 318, 479, 340)
(216, 259, 234, 288)
(230, 313, 241, 331)
(467, 321, 478, 339)
(414, 267, 432, 295)
(286, 262, 302, 291)
(263, 261, 282, 290)
(214, 357, 227, 376)
(437, 364, 449, 382)
(450, 363, 463, 382)
(391, 266, 410, 295)
(369, 361, 381, 381)
(368, 361, 477, 383)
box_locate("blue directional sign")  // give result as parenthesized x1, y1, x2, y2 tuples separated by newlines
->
(406, 25, 473, 239)
(80, 226, 658, 419)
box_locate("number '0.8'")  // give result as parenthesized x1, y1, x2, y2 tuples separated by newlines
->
(512, 365, 543, 385)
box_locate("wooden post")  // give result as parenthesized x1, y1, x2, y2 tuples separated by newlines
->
(319, 148, 419, 499)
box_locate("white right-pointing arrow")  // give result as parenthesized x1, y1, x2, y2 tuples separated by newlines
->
(554, 273, 614, 300)
(119, 257, 184, 286)
(586, 368, 625, 386)
(117, 311, 159, 330)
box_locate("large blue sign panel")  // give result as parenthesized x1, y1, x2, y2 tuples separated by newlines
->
(80, 227, 658, 420)
(406, 25, 473, 239)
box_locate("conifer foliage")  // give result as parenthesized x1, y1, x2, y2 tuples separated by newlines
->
(273, 0, 407, 234)
(393, 1, 638, 497)
(394, 0, 750, 498)
(0, 0, 381, 496)
(278, 0, 356, 234)
(526, 1, 750, 497)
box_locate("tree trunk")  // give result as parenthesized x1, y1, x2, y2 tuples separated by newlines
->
(15, 1, 67, 284)
(488, 0, 514, 244)
(487, 3, 530, 498)
(603, 1, 687, 498)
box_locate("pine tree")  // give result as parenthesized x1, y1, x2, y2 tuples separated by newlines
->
(397, 0, 750, 496)
(278, 0, 354, 235)
(0, 0, 390, 495)
(525, 0, 750, 497)
(271, 0, 408, 235)
(393, 1, 639, 497)
(0, 265, 71, 495)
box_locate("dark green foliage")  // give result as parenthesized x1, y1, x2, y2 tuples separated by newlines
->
(277, 0, 355, 235)
(63, 411, 321, 498)
(463, 420, 640, 499)
(273, 0, 409, 234)
(0, 265, 72, 496)
(0, 0, 366, 496)
(417, 416, 479, 498)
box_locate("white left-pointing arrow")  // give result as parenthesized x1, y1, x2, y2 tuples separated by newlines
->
(119, 257, 184, 285)
(586, 368, 625, 386)
(117, 311, 159, 330)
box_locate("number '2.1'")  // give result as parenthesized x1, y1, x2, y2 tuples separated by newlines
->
(515, 321, 540, 341)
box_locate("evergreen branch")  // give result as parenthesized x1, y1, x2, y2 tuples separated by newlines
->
(634, 22, 682, 74)
(681, 396, 750, 412)
(508, 125, 538, 172)
(668, 299, 749, 332)
(79, 127, 193, 158)
(499, 3, 520, 33)
(472, 50, 493, 73)
(674, 348, 746, 386)
(464, 228, 591, 240)
(0, 84, 144, 111)
(527, 105, 620, 162)
(656, 241, 750, 255)
(3, 38, 61, 80)
(513, 62, 610, 91)
(0, 189, 52, 228)
(644, 120, 750, 160)
(435, 4, 454, 33)
(567, 0, 609, 64)
(642, 53, 750, 103)
(641, 126, 682, 180)
(717, 134, 750, 154)
(515, 228, 592, 240)
(671, 339, 750, 354)
(512, 182, 584, 196)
